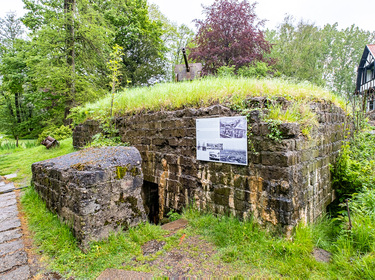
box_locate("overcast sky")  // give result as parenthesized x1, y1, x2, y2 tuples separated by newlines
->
(1, 0, 375, 31)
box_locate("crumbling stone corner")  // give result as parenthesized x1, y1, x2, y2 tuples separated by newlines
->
(31, 146, 147, 249)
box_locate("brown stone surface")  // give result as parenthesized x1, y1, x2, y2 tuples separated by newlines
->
(31, 146, 147, 249)
(96, 269, 153, 280)
(313, 247, 332, 263)
(73, 100, 349, 228)
(161, 219, 188, 233)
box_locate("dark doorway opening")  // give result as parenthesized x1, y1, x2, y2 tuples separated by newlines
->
(142, 181, 159, 224)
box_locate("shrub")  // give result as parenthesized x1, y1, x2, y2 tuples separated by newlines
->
(332, 131, 375, 200)
(237, 61, 274, 78)
(216, 65, 236, 77)
(37, 125, 72, 144)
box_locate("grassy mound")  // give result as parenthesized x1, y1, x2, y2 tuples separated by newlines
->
(71, 77, 346, 123)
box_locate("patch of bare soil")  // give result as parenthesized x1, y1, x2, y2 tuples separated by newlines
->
(127, 235, 251, 278)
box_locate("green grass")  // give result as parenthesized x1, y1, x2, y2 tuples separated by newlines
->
(21, 184, 375, 279)
(182, 208, 375, 279)
(21, 187, 170, 279)
(0, 138, 74, 185)
(71, 76, 346, 123)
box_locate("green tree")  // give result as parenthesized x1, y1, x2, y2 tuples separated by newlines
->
(103, 0, 168, 86)
(0, 13, 35, 140)
(22, 0, 112, 123)
(267, 16, 375, 96)
(149, 3, 195, 81)
(267, 16, 325, 86)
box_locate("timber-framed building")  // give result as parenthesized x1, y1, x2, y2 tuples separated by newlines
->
(356, 44, 375, 110)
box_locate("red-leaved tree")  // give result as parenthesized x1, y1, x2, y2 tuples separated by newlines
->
(189, 0, 272, 75)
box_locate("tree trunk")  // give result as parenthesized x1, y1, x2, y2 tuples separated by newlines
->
(14, 92, 21, 124)
(64, 0, 76, 123)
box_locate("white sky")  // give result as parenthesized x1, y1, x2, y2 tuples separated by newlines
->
(1, 0, 374, 31)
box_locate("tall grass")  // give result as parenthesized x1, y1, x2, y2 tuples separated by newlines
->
(0, 139, 38, 152)
(72, 77, 345, 122)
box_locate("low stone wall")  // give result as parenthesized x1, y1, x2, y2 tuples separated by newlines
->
(73, 99, 348, 230)
(31, 146, 146, 249)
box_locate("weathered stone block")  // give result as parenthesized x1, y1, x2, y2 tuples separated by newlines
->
(31, 147, 147, 249)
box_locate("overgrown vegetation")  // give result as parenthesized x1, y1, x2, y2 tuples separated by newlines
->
(332, 129, 375, 198)
(21, 187, 170, 279)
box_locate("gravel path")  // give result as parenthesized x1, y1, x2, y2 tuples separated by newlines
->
(0, 177, 30, 280)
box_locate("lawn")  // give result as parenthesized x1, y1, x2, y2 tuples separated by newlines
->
(0, 138, 75, 185)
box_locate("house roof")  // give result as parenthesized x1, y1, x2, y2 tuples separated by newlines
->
(358, 44, 375, 69)
(368, 44, 375, 57)
(356, 44, 375, 91)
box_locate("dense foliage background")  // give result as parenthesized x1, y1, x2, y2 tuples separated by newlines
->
(0, 0, 374, 140)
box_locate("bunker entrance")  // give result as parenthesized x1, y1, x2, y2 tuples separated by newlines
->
(142, 181, 159, 224)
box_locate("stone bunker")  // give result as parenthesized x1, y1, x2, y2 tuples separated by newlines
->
(73, 98, 349, 232)
(31, 146, 147, 248)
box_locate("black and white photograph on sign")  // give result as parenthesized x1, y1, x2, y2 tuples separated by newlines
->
(219, 150, 247, 164)
(196, 116, 247, 166)
(220, 117, 247, 139)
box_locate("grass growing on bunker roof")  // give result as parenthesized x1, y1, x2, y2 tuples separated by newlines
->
(71, 76, 346, 122)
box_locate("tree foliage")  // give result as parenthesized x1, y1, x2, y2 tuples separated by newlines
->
(149, 4, 195, 81)
(267, 16, 375, 96)
(103, 0, 167, 86)
(189, 0, 272, 75)
(23, 0, 112, 122)
(0, 13, 36, 139)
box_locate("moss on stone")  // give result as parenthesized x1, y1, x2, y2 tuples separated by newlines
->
(124, 196, 141, 217)
(116, 165, 128, 179)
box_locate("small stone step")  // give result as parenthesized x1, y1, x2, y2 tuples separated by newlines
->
(0, 229, 22, 244)
(3, 174, 17, 180)
(96, 269, 152, 280)
(0, 265, 30, 280)
(0, 184, 15, 194)
(0, 240, 24, 257)
(0, 250, 28, 273)
(0, 218, 21, 233)
(161, 218, 188, 233)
